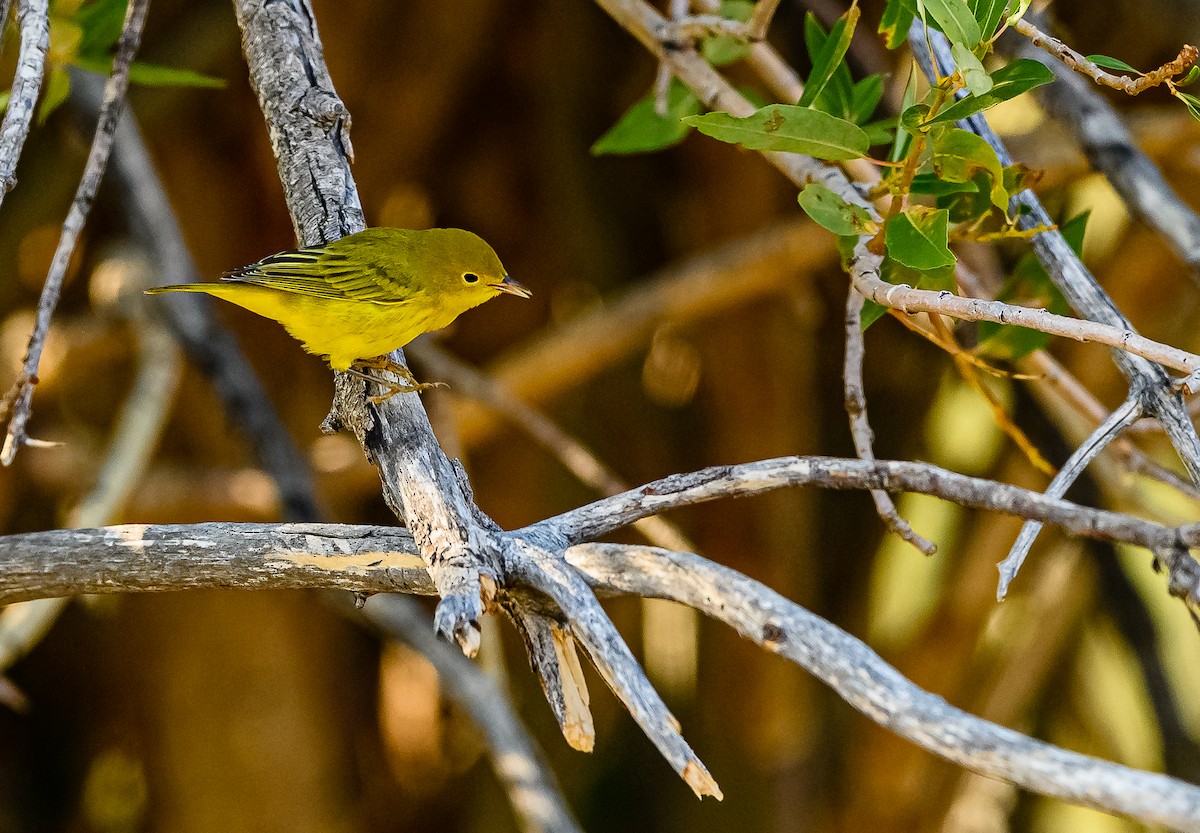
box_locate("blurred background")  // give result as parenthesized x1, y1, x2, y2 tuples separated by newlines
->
(1, 0, 1200, 831)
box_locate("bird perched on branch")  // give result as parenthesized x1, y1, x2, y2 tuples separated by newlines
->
(148, 227, 531, 398)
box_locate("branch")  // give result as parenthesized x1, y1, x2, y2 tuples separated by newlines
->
(997, 396, 1143, 600)
(566, 543, 1200, 832)
(0, 522, 433, 604)
(1005, 28, 1200, 281)
(843, 285, 935, 554)
(0, 0, 48, 200)
(0, 0, 148, 466)
(532, 455, 1200, 614)
(1011, 17, 1198, 96)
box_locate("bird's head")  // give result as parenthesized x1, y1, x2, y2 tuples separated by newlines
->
(428, 228, 531, 308)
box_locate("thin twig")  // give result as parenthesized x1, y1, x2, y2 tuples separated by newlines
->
(1011, 17, 1198, 96)
(1006, 29, 1200, 282)
(843, 285, 936, 554)
(0, 0, 149, 466)
(847, 241, 1200, 378)
(0, 0, 48, 201)
(566, 543, 1200, 831)
(997, 396, 1144, 600)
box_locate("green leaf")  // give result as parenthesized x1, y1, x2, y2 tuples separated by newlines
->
(702, 0, 755, 67)
(1179, 66, 1200, 87)
(951, 42, 993, 96)
(803, 13, 854, 116)
(924, 58, 1054, 125)
(128, 62, 225, 88)
(885, 206, 956, 269)
(0, 91, 11, 113)
(861, 118, 897, 146)
(920, 0, 982, 48)
(1005, 0, 1033, 25)
(683, 104, 870, 160)
(36, 67, 71, 123)
(910, 171, 981, 196)
(930, 127, 1007, 209)
(1085, 54, 1140, 73)
(799, 5, 859, 108)
(797, 183, 877, 236)
(591, 81, 701, 156)
(74, 0, 128, 57)
(878, 0, 915, 49)
(1178, 91, 1200, 123)
(969, 0, 1009, 42)
(849, 74, 885, 124)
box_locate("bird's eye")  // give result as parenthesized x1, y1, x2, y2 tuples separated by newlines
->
(463, 272, 480, 284)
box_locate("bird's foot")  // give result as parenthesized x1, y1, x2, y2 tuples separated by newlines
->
(345, 358, 447, 402)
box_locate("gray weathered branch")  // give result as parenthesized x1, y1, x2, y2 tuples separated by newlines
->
(567, 543, 1200, 832)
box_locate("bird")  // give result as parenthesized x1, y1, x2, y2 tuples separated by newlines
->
(147, 227, 531, 398)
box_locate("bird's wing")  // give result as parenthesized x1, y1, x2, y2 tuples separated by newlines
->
(222, 246, 412, 304)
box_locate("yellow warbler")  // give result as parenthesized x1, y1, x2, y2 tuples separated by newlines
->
(147, 227, 530, 394)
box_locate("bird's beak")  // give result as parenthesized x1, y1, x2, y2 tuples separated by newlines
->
(491, 275, 532, 298)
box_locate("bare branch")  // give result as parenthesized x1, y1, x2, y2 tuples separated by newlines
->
(533, 455, 1200, 612)
(1011, 17, 1197, 96)
(0, 0, 48, 201)
(566, 543, 1200, 831)
(0, 523, 433, 605)
(843, 285, 935, 554)
(997, 396, 1143, 600)
(847, 239, 1200, 378)
(1, 0, 149, 466)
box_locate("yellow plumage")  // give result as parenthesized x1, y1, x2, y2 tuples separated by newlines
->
(148, 227, 530, 387)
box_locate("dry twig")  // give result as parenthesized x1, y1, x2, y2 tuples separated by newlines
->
(1, 0, 149, 466)
(1012, 17, 1198, 96)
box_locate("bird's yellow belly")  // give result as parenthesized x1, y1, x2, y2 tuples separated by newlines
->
(209, 286, 449, 370)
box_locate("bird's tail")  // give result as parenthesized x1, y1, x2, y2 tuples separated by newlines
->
(145, 284, 223, 295)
